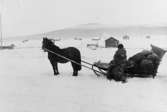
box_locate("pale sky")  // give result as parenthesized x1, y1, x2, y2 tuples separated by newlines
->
(0, 0, 167, 37)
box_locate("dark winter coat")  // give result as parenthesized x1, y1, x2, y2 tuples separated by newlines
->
(113, 48, 127, 65)
(107, 48, 127, 82)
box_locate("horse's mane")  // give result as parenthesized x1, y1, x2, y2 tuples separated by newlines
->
(43, 38, 61, 51)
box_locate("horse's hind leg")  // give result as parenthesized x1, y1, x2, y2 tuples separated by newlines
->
(71, 62, 78, 76)
(54, 63, 59, 75)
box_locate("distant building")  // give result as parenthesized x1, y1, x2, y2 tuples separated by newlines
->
(91, 37, 101, 41)
(74, 37, 82, 40)
(105, 37, 119, 48)
(146, 35, 151, 39)
(87, 38, 98, 50)
(122, 35, 130, 40)
(22, 39, 29, 43)
(88, 36, 119, 48)
(55, 38, 61, 41)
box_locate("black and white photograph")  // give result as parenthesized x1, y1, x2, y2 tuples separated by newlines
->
(0, 0, 167, 112)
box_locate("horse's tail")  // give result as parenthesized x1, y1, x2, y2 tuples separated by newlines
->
(70, 47, 82, 71)
(77, 51, 82, 71)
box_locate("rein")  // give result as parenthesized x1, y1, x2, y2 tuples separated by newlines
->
(43, 48, 105, 76)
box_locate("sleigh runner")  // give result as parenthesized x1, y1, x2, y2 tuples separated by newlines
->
(92, 61, 109, 76)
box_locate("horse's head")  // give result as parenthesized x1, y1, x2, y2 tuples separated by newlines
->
(42, 37, 55, 51)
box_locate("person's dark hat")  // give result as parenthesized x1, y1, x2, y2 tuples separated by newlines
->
(118, 44, 124, 49)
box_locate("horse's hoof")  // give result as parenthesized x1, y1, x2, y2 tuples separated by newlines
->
(73, 74, 78, 76)
(73, 72, 78, 76)
(73, 71, 78, 76)
(152, 73, 156, 78)
(54, 73, 59, 76)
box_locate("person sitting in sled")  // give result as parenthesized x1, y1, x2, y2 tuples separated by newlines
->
(107, 44, 127, 83)
(113, 44, 127, 65)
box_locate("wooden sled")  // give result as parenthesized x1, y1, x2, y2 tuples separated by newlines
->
(92, 44, 166, 77)
(92, 61, 110, 76)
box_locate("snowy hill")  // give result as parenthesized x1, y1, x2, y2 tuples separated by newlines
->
(46, 23, 167, 39)
(7, 23, 167, 41)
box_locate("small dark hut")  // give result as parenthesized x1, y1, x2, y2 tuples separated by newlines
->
(105, 37, 119, 48)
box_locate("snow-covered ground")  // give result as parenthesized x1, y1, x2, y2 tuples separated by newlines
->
(0, 36, 167, 112)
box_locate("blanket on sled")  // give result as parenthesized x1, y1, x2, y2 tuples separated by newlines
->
(125, 44, 166, 78)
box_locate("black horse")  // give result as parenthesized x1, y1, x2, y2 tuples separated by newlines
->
(42, 37, 82, 76)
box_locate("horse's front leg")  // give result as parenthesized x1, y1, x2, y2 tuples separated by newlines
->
(50, 60, 59, 75)
(73, 70, 78, 76)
